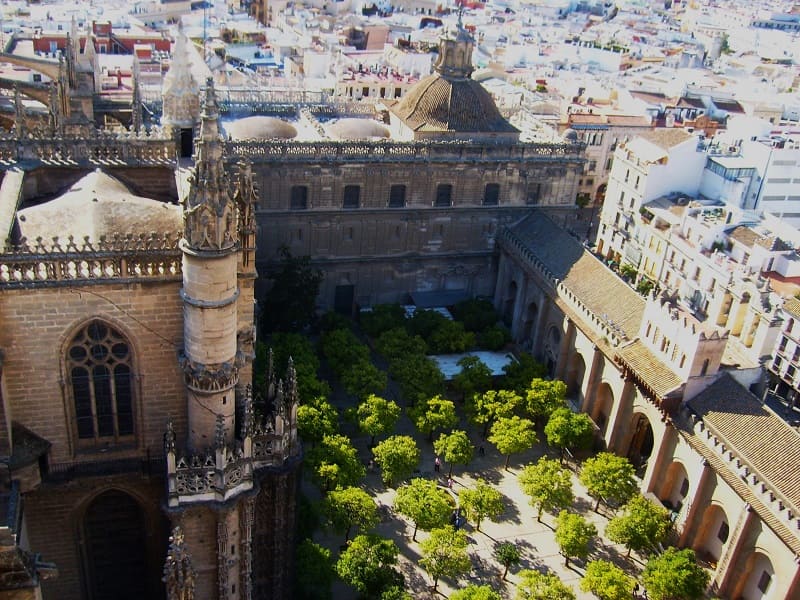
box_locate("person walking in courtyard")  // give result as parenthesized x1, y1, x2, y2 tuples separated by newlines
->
(434, 456, 441, 473)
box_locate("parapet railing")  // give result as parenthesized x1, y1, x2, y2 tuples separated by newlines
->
(0, 233, 183, 287)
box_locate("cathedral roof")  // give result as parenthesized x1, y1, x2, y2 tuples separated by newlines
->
(16, 170, 181, 242)
(390, 74, 519, 135)
(223, 116, 298, 140)
(327, 118, 390, 140)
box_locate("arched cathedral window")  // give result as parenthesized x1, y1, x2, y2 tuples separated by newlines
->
(68, 321, 135, 446)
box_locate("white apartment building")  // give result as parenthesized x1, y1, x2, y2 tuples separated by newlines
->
(596, 130, 788, 368)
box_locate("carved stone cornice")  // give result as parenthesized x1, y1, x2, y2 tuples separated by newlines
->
(178, 355, 239, 394)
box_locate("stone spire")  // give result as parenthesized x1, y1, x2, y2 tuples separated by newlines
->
(13, 84, 25, 136)
(433, 4, 475, 80)
(131, 55, 143, 134)
(163, 526, 196, 600)
(183, 79, 237, 253)
(48, 81, 61, 135)
(162, 22, 201, 130)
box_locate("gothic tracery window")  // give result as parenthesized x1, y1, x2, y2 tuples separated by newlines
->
(68, 321, 135, 446)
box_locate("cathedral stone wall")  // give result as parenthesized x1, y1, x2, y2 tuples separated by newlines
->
(25, 475, 168, 600)
(248, 154, 582, 309)
(252, 463, 300, 600)
(0, 281, 186, 463)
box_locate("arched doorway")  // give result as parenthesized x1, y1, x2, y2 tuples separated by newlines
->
(693, 504, 729, 565)
(543, 325, 561, 377)
(504, 280, 518, 327)
(565, 353, 586, 401)
(732, 552, 775, 600)
(82, 490, 149, 600)
(592, 382, 614, 434)
(627, 413, 654, 469)
(522, 301, 538, 344)
(594, 183, 607, 205)
(658, 461, 690, 513)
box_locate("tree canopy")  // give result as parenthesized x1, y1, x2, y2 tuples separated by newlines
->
(501, 354, 547, 396)
(641, 547, 710, 600)
(494, 541, 521, 580)
(372, 435, 421, 487)
(306, 433, 365, 491)
(489, 416, 538, 469)
(605, 494, 671, 557)
(393, 478, 452, 540)
(295, 539, 334, 600)
(297, 397, 338, 447)
(467, 389, 522, 437)
(450, 585, 503, 600)
(357, 394, 401, 446)
(580, 560, 635, 600)
(323, 487, 379, 542)
(452, 356, 493, 402)
(433, 430, 474, 477)
(519, 457, 574, 522)
(524, 378, 567, 422)
(419, 526, 472, 592)
(515, 570, 576, 600)
(459, 478, 505, 531)
(554, 510, 596, 565)
(544, 407, 594, 460)
(579, 452, 637, 511)
(342, 360, 387, 400)
(335, 534, 404, 599)
(411, 395, 458, 441)
(261, 246, 323, 332)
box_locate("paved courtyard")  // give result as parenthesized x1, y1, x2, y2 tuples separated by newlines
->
(308, 393, 645, 599)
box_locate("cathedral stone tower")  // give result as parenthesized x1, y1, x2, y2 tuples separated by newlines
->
(164, 79, 300, 600)
(162, 24, 201, 157)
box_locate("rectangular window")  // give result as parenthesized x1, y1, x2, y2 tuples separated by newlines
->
(435, 184, 452, 207)
(757, 571, 771, 593)
(527, 183, 541, 205)
(483, 183, 500, 206)
(343, 185, 360, 209)
(290, 185, 308, 210)
(717, 520, 729, 542)
(388, 184, 406, 208)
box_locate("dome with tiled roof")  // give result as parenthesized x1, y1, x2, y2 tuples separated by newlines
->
(387, 14, 518, 142)
(327, 118, 390, 140)
(15, 170, 181, 241)
(223, 116, 298, 140)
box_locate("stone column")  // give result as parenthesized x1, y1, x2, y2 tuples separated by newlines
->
(715, 503, 757, 595)
(641, 424, 675, 493)
(605, 376, 635, 452)
(678, 458, 714, 547)
(555, 318, 575, 381)
(581, 345, 604, 413)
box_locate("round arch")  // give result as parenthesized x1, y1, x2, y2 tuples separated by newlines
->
(732, 551, 776, 600)
(80, 489, 150, 600)
(522, 301, 539, 343)
(543, 325, 561, 377)
(565, 352, 586, 400)
(592, 382, 614, 434)
(657, 460, 690, 512)
(692, 503, 730, 564)
(626, 412, 654, 469)
(504, 280, 518, 326)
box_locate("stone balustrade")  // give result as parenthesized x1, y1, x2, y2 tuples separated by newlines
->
(0, 233, 183, 287)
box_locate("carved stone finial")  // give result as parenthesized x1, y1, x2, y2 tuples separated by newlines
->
(163, 525, 196, 600)
(164, 420, 177, 454)
(286, 357, 298, 407)
(243, 385, 254, 438)
(214, 414, 225, 449)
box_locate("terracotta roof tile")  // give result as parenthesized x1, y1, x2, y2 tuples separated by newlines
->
(687, 373, 800, 514)
(783, 297, 800, 320)
(616, 340, 683, 398)
(506, 213, 645, 340)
